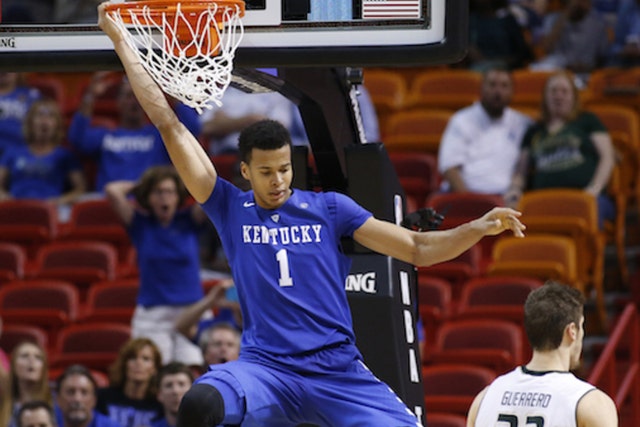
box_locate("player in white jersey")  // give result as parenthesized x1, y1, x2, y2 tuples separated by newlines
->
(467, 281, 618, 427)
(98, 4, 526, 426)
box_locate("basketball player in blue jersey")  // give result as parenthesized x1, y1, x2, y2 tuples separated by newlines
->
(99, 4, 526, 426)
(467, 281, 618, 427)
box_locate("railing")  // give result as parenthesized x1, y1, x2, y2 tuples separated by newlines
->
(588, 303, 640, 425)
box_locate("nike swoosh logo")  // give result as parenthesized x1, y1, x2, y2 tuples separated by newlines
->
(243, 201, 255, 207)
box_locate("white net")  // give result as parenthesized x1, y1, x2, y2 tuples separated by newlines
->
(107, 1, 244, 114)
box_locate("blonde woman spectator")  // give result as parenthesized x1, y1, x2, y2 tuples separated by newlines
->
(0, 98, 87, 221)
(507, 71, 615, 226)
(0, 72, 41, 156)
(0, 341, 53, 427)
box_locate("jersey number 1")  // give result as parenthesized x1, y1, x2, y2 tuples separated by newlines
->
(276, 249, 293, 287)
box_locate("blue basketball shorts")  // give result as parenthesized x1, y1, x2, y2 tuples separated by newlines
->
(194, 349, 422, 427)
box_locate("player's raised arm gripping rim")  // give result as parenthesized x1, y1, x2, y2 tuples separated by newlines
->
(98, 2, 217, 204)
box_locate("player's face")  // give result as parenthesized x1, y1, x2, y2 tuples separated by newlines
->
(149, 178, 180, 224)
(157, 373, 193, 415)
(569, 316, 585, 370)
(18, 408, 55, 427)
(480, 70, 513, 118)
(204, 328, 241, 365)
(57, 374, 96, 425)
(545, 75, 575, 120)
(126, 345, 157, 384)
(14, 343, 45, 383)
(241, 145, 293, 210)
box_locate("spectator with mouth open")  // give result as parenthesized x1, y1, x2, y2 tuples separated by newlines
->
(105, 166, 209, 367)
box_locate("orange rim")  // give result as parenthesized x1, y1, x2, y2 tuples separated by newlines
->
(105, 0, 245, 20)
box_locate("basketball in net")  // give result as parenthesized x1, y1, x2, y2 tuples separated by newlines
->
(105, 0, 245, 113)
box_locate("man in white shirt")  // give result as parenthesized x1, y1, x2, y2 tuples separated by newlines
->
(438, 67, 531, 199)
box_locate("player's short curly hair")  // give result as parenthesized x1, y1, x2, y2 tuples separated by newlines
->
(524, 281, 585, 351)
(238, 119, 292, 164)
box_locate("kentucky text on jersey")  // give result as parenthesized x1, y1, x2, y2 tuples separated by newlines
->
(242, 224, 322, 245)
(501, 391, 552, 408)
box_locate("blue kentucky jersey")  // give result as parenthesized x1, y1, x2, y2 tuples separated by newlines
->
(202, 178, 372, 358)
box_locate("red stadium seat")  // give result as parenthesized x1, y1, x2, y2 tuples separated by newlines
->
(422, 363, 495, 416)
(418, 245, 482, 300)
(0, 200, 57, 258)
(52, 322, 131, 372)
(32, 241, 118, 294)
(456, 276, 544, 321)
(82, 279, 139, 323)
(406, 69, 481, 111)
(0, 324, 48, 354)
(58, 199, 132, 265)
(430, 319, 524, 374)
(0, 242, 26, 283)
(0, 280, 80, 346)
(487, 235, 579, 291)
(426, 192, 505, 272)
(384, 109, 452, 156)
(417, 277, 453, 358)
(363, 69, 408, 135)
(456, 276, 544, 362)
(388, 152, 439, 208)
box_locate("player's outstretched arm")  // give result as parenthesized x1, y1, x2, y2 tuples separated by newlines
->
(577, 389, 618, 427)
(354, 207, 525, 267)
(97, 2, 216, 203)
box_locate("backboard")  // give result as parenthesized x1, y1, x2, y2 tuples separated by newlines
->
(0, 0, 467, 71)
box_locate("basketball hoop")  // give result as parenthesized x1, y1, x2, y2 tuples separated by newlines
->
(105, 0, 245, 113)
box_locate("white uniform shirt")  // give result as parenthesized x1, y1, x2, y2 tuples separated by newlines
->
(475, 366, 595, 427)
(438, 102, 531, 194)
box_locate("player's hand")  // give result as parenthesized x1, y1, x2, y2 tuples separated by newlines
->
(98, 2, 125, 43)
(476, 207, 526, 238)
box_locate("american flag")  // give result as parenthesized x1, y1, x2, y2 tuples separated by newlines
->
(361, 0, 422, 19)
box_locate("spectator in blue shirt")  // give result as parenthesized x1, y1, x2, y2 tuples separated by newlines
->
(106, 166, 207, 366)
(55, 365, 122, 427)
(609, 0, 640, 66)
(150, 363, 193, 427)
(68, 72, 200, 193)
(0, 72, 41, 157)
(0, 98, 86, 221)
